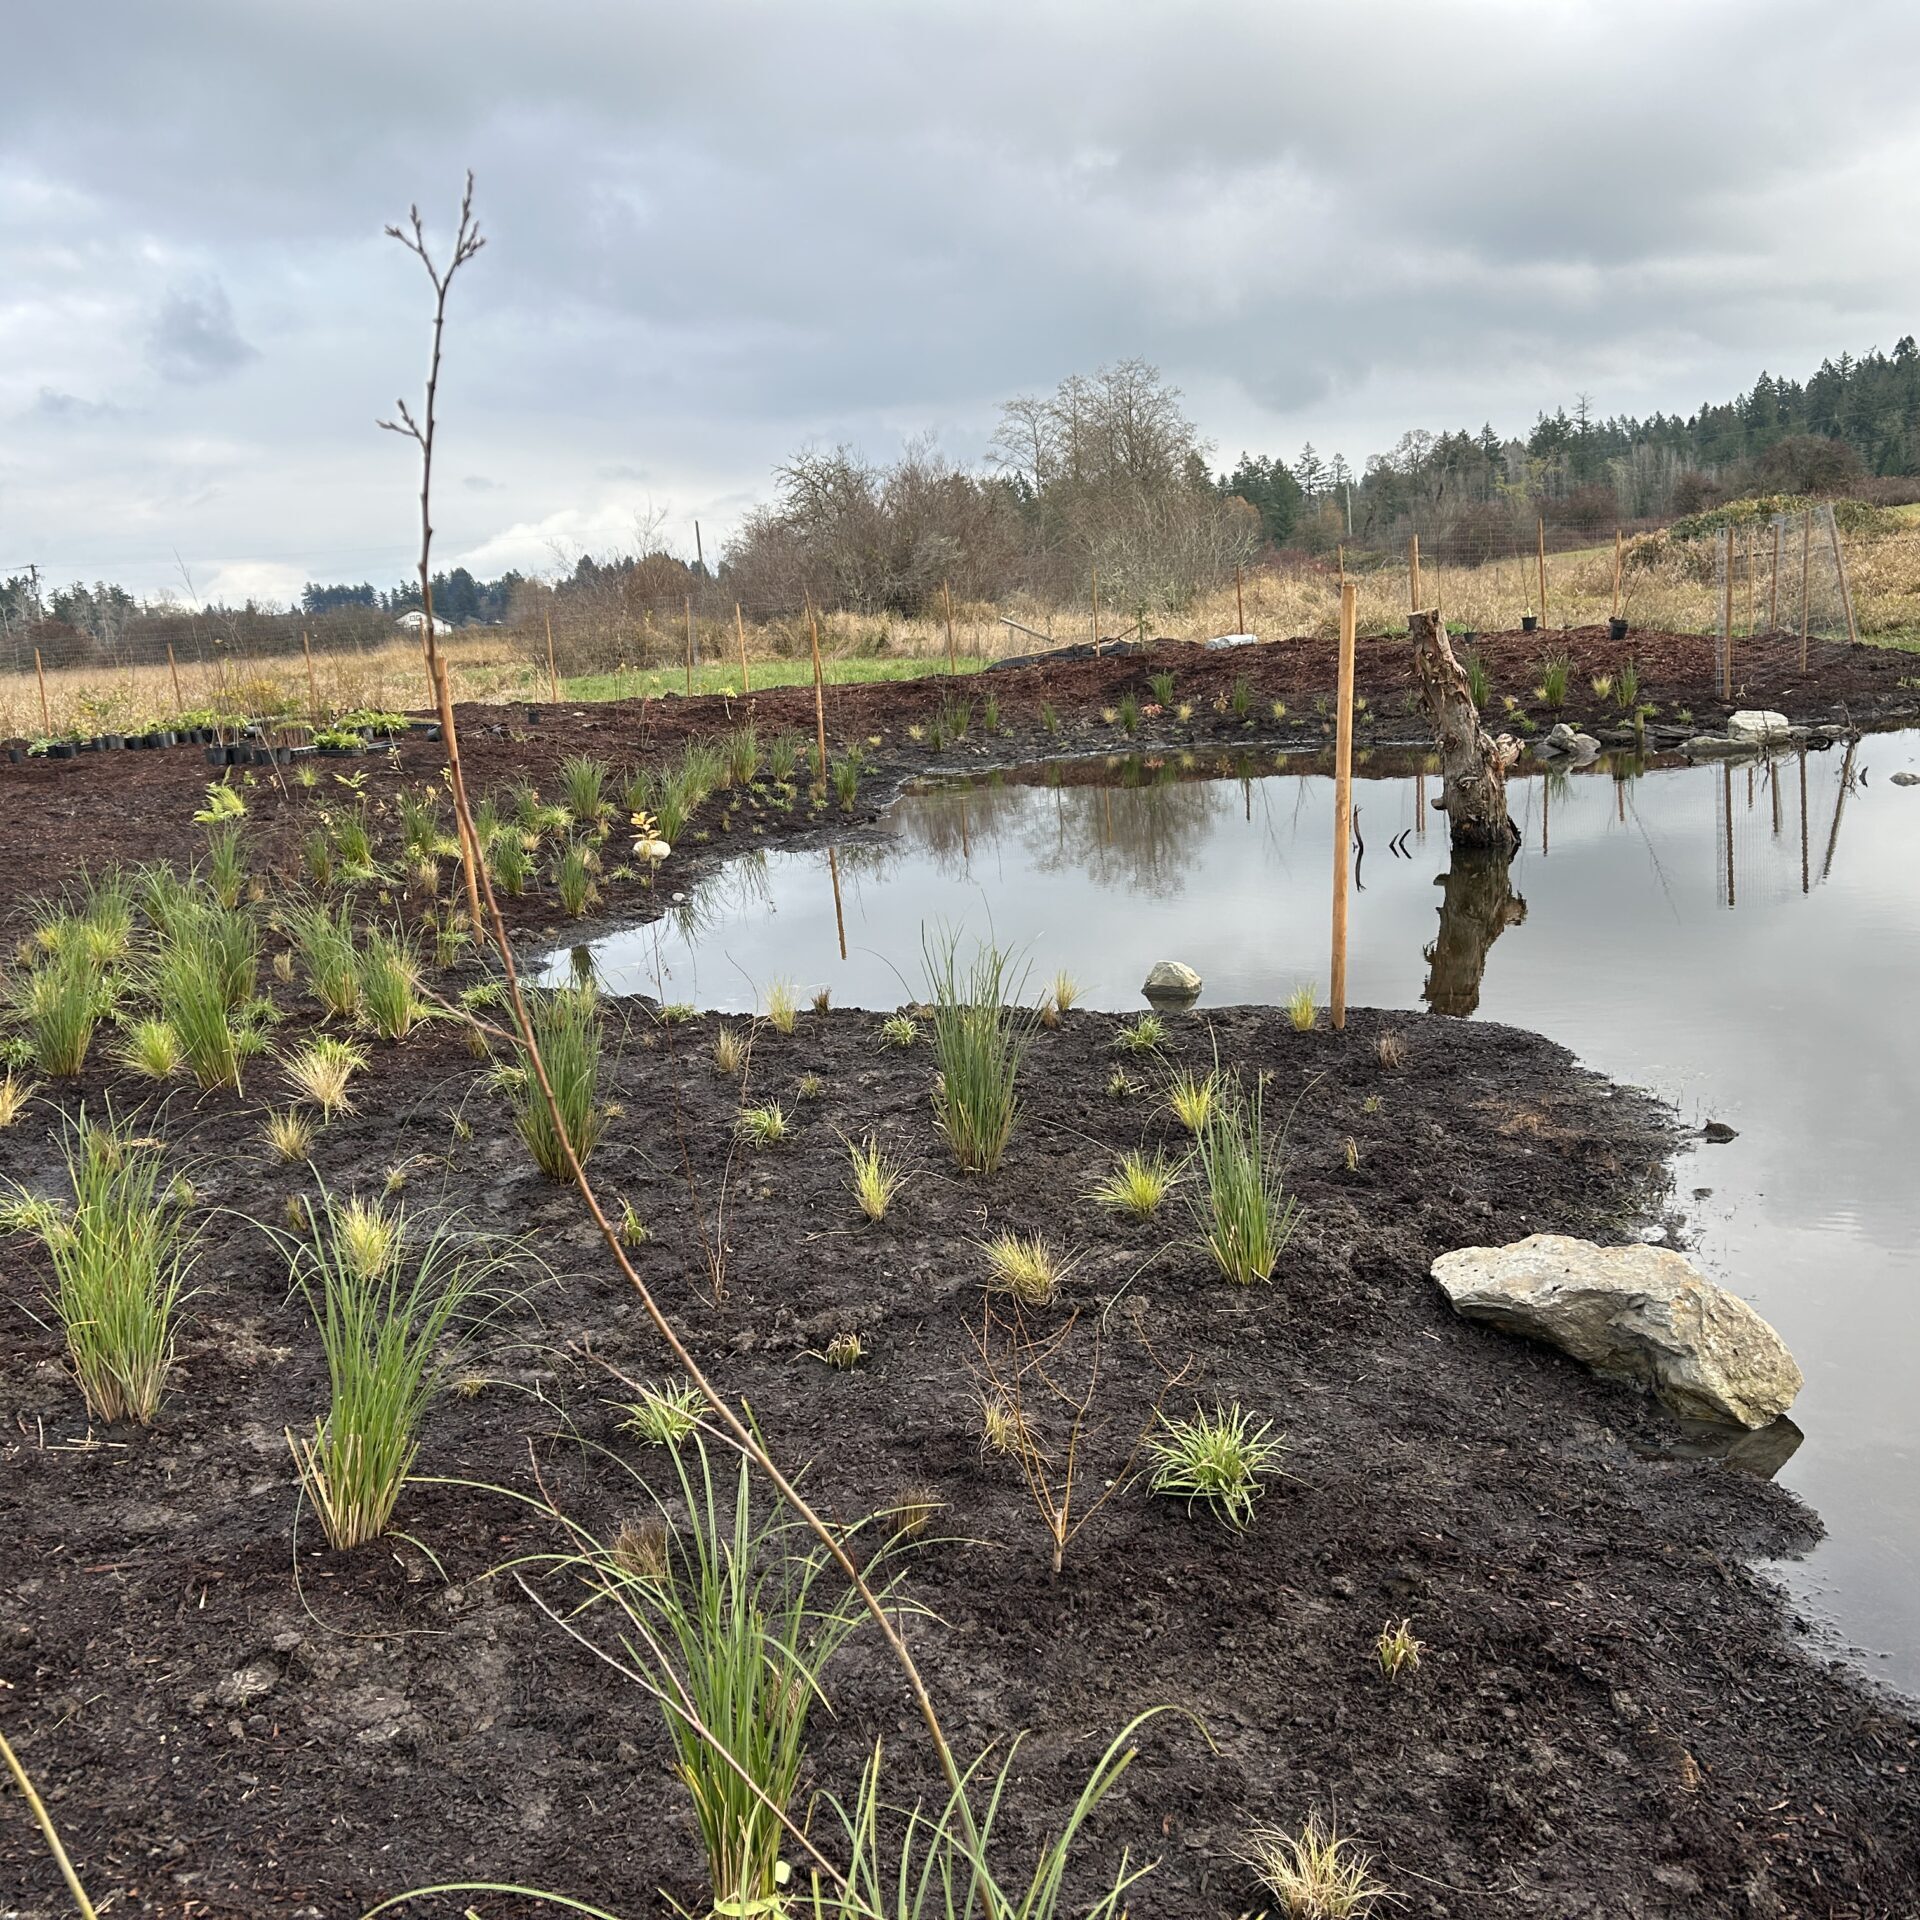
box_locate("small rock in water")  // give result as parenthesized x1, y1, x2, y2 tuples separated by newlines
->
(1141, 960, 1202, 1001)
(1431, 1233, 1803, 1428)
(1700, 1120, 1738, 1143)
(1891, 771, 1920, 787)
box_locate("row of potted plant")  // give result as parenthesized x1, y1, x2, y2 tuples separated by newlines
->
(5, 707, 440, 765)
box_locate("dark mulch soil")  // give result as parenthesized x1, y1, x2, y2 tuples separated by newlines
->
(4, 1005, 1918, 1919)
(2, 625, 1915, 938)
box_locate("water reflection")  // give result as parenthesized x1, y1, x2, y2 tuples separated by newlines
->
(1423, 853, 1527, 1018)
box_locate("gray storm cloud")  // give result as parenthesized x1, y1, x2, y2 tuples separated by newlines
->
(2, 0, 1917, 599)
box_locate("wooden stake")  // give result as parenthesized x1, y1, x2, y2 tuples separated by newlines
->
(1408, 533, 1422, 613)
(1536, 516, 1548, 627)
(1235, 563, 1246, 636)
(33, 648, 50, 735)
(1611, 529, 1623, 619)
(1827, 506, 1860, 647)
(735, 602, 751, 694)
(1722, 525, 1735, 700)
(1744, 529, 1755, 637)
(545, 608, 559, 705)
(1800, 512, 1812, 669)
(806, 601, 828, 789)
(1090, 564, 1101, 656)
(827, 844, 848, 960)
(942, 578, 957, 676)
(166, 642, 184, 714)
(684, 596, 695, 694)
(1330, 581, 1358, 1031)
(1769, 520, 1781, 633)
(300, 629, 320, 720)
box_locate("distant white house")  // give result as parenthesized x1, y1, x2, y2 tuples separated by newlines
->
(395, 609, 455, 637)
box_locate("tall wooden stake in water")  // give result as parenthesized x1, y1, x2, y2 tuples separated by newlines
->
(33, 648, 49, 734)
(942, 577, 957, 676)
(807, 600, 828, 790)
(734, 602, 750, 694)
(1330, 581, 1357, 1031)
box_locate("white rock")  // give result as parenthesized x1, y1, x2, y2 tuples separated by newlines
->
(1891, 771, 1920, 788)
(1727, 709, 1792, 742)
(1430, 1233, 1802, 1429)
(1141, 960, 1202, 998)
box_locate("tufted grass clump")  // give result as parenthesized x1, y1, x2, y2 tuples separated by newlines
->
(1166, 1065, 1219, 1134)
(1241, 1811, 1386, 1919)
(512, 983, 605, 1180)
(560, 753, 612, 828)
(12, 940, 115, 1077)
(980, 1229, 1074, 1308)
(264, 1108, 315, 1163)
(1376, 1618, 1424, 1681)
(282, 1034, 369, 1119)
(619, 1377, 705, 1447)
(358, 927, 426, 1041)
(23, 1109, 195, 1425)
(1089, 1149, 1178, 1219)
(1285, 984, 1318, 1033)
(1375, 1030, 1407, 1070)
(879, 1012, 920, 1049)
(1148, 1403, 1283, 1529)
(553, 838, 600, 919)
(1189, 1073, 1299, 1286)
(147, 904, 259, 1091)
(116, 1017, 183, 1082)
(276, 1189, 529, 1550)
(279, 898, 361, 1021)
(924, 931, 1034, 1176)
(1113, 1013, 1166, 1054)
(0, 1072, 36, 1128)
(712, 1022, 748, 1076)
(847, 1133, 907, 1221)
(736, 1102, 790, 1147)
(764, 979, 797, 1034)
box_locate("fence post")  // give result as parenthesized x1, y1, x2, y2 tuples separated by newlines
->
(1826, 506, 1860, 648)
(942, 578, 957, 676)
(33, 648, 50, 735)
(806, 600, 828, 790)
(1408, 533, 1421, 618)
(684, 596, 695, 694)
(735, 603, 751, 694)
(1745, 528, 1756, 637)
(1722, 525, 1735, 699)
(544, 609, 559, 705)
(1536, 516, 1548, 628)
(1769, 520, 1781, 633)
(1235, 563, 1246, 636)
(1799, 514, 1812, 669)
(1090, 564, 1101, 656)
(166, 642, 184, 714)
(1330, 580, 1358, 1032)
(301, 630, 320, 719)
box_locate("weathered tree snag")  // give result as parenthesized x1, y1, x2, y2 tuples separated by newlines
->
(1412, 608, 1522, 852)
(1423, 851, 1528, 1016)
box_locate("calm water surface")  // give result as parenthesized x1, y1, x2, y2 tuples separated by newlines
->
(553, 732, 1920, 1693)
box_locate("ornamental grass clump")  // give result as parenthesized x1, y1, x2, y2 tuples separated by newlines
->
(511, 982, 605, 1179)
(1089, 1149, 1178, 1219)
(847, 1133, 907, 1221)
(980, 1230, 1075, 1308)
(275, 1189, 529, 1550)
(115, 1016, 183, 1082)
(1189, 1072, 1299, 1286)
(619, 1376, 705, 1447)
(1241, 1812, 1387, 1919)
(560, 753, 611, 828)
(1165, 1065, 1219, 1134)
(147, 905, 259, 1091)
(565, 1438, 893, 1919)
(1113, 1013, 1166, 1055)
(1148, 1402, 1284, 1529)
(358, 926, 426, 1041)
(279, 897, 362, 1021)
(11, 940, 115, 1078)
(282, 1034, 369, 1119)
(924, 931, 1035, 1175)
(553, 838, 599, 918)
(21, 1108, 195, 1425)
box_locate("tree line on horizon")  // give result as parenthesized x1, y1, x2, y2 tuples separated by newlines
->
(6, 337, 1916, 659)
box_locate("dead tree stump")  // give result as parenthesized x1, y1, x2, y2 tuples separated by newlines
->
(1412, 608, 1521, 852)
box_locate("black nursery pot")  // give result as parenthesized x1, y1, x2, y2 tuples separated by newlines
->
(6, 743, 25, 763)
(48, 741, 78, 760)
(1609, 616, 1630, 641)
(1520, 615, 1539, 633)
(525, 706, 543, 724)
(99, 733, 125, 750)
(205, 744, 233, 766)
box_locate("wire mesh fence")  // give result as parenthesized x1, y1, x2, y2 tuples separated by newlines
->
(1706, 501, 1859, 698)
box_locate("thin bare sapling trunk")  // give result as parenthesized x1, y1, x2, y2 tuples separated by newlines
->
(1412, 608, 1521, 852)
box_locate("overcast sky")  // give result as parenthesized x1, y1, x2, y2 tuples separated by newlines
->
(5, 0, 1918, 606)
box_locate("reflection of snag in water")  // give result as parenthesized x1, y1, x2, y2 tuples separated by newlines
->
(1423, 851, 1527, 1018)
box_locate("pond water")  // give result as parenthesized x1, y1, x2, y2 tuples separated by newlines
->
(550, 731, 1920, 1696)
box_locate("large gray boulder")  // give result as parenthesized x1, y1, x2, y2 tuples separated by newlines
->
(1727, 709, 1791, 743)
(1430, 1233, 1802, 1429)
